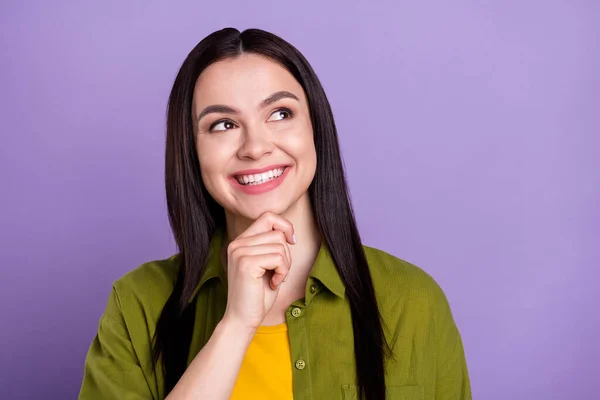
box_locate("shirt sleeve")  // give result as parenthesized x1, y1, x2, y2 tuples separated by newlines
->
(433, 284, 472, 400)
(79, 287, 154, 400)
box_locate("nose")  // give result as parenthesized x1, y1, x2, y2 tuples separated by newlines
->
(236, 124, 275, 160)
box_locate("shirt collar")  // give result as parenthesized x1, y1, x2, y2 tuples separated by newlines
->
(187, 227, 226, 303)
(188, 227, 346, 303)
(308, 241, 346, 299)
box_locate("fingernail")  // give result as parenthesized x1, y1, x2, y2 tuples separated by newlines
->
(293, 233, 297, 244)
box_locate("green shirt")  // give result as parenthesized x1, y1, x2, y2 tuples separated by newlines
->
(79, 230, 471, 399)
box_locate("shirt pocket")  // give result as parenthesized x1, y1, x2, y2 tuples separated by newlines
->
(341, 384, 424, 400)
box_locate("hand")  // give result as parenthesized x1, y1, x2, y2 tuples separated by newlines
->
(221, 211, 296, 331)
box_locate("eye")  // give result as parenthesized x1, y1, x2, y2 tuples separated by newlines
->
(209, 120, 237, 133)
(267, 108, 294, 122)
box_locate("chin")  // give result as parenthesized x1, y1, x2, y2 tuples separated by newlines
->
(240, 201, 291, 220)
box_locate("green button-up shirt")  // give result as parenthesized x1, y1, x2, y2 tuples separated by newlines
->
(79, 230, 471, 399)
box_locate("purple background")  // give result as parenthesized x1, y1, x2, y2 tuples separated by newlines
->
(1, 1, 598, 399)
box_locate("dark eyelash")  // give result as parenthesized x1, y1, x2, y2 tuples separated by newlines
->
(276, 107, 294, 118)
(208, 119, 235, 132)
(208, 108, 294, 133)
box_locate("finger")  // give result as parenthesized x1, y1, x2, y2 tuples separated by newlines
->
(269, 261, 289, 290)
(231, 243, 291, 268)
(238, 253, 290, 288)
(230, 231, 292, 267)
(237, 211, 296, 245)
(270, 265, 289, 289)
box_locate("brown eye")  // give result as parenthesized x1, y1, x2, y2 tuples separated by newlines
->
(267, 108, 294, 122)
(210, 120, 236, 132)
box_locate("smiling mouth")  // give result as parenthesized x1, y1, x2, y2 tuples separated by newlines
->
(235, 167, 286, 186)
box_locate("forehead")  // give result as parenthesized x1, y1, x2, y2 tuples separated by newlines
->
(193, 53, 305, 108)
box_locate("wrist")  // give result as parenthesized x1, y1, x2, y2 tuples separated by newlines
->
(218, 314, 258, 340)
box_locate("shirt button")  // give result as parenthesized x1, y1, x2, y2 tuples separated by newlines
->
(309, 284, 318, 294)
(291, 307, 302, 317)
(295, 359, 306, 370)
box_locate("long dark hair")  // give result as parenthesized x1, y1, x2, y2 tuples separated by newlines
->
(153, 27, 392, 400)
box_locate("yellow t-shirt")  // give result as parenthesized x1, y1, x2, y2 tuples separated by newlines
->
(230, 322, 293, 399)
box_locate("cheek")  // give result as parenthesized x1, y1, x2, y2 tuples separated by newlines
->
(306, 143, 317, 179)
(280, 128, 317, 181)
(283, 118, 316, 156)
(292, 131, 317, 163)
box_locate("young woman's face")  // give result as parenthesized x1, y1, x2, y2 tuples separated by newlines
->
(192, 54, 317, 220)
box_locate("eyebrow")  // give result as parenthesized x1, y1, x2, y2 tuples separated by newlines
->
(197, 90, 300, 122)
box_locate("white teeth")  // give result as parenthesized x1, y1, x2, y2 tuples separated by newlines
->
(235, 167, 286, 186)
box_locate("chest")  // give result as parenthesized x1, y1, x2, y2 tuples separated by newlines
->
(185, 280, 433, 400)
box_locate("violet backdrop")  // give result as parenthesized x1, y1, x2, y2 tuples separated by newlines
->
(1, 1, 598, 399)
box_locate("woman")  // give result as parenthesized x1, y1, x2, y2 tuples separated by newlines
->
(79, 27, 471, 400)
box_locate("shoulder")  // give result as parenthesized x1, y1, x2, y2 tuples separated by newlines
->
(362, 246, 469, 385)
(362, 245, 452, 318)
(104, 253, 181, 321)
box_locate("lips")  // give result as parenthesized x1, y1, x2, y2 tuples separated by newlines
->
(229, 165, 292, 195)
